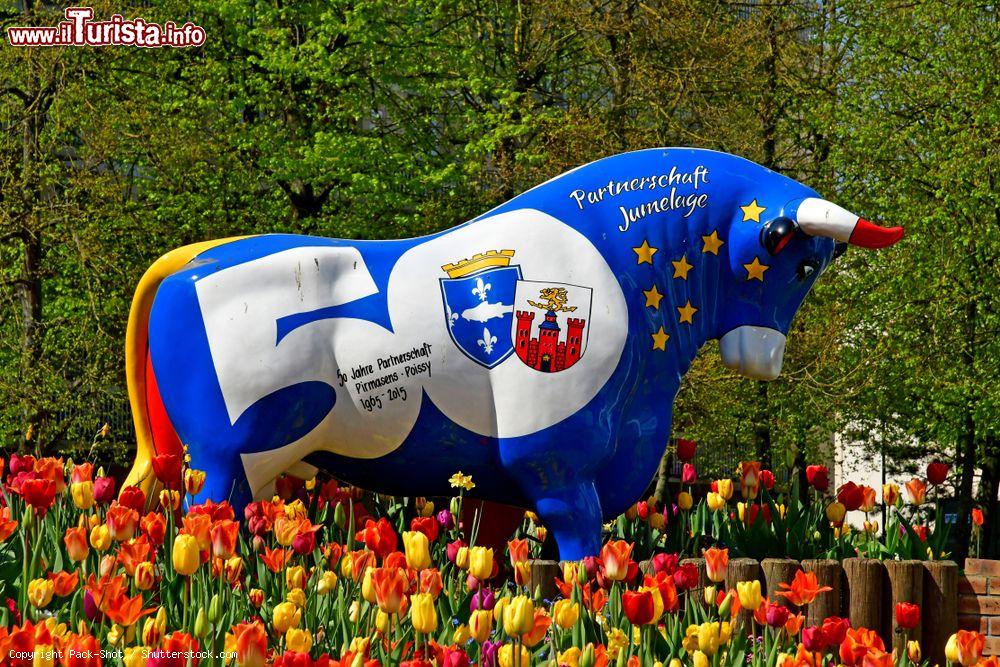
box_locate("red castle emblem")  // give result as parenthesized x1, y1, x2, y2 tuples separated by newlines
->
(512, 284, 591, 373)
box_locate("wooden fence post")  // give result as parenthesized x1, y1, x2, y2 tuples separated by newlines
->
(884, 560, 923, 654)
(528, 560, 562, 601)
(726, 558, 763, 629)
(922, 561, 958, 666)
(762, 558, 801, 608)
(843, 557, 886, 636)
(802, 559, 845, 625)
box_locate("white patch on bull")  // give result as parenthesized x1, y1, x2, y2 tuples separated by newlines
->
(195, 210, 627, 496)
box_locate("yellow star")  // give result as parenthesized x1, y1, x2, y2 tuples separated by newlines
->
(643, 285, 664, 309)
(744, 256, 770, 281)
(633, 239, 658, 265)
(672, 255, 694, 280)
(701, 230, 724, 255)
(651, 326, 670, 351)
(741, 199, 766, 222)
(677, 300, 698, 324)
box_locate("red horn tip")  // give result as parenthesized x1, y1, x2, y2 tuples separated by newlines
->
(849, 219, 905, 249)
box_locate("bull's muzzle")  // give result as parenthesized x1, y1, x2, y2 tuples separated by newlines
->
(719, 326, 787, 380)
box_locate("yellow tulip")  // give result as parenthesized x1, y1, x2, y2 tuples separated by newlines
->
(376, 610, 390, 634)
(697, 622, 721, 657)
(34, 645, 55, 667)
(648, 512, 665, 530)
(678, 492, 693, 511)
(468, 546, 494, 580)
(706, 492, 725, 511)
(716, 479, 734, 500)
(703, 586, 717, 606)
(142, 608, 167, 646)
(552, 599, 579, 629)
(27, 579, 54, 608)
(71, 481, 94, 510)
(908, 640, 921, 663)
(499, 643, 531, 667)
(826, 502, 847, 524)
(403, 530, 431, 571)
(123, 647, 147, 667)
(89, 524, 112, 552)
(693, 651, 709, 667)
(362, 568, 377, 604)
(456, 546, 469, 570)
(286, 588, 306, 608)
(493, 596, 508, 622)
(410, 592, 437, 634)
(172, 534, 201, 576)
(558, 647, 581, 667)
(469, 609, 493, 643)
(286, 565, 306, 590)
(286, 628, 312, 653)
(503, 595, 535, 636)
(453, 624, 471, 644)
(272, 601, 301, 633)
(736, 580, 762, 611)
(135, 561, 155, 591)
(184, 469, 206, 496)
(317, 570, 338, 595)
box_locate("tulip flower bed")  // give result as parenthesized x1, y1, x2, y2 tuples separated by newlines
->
(0, 448, 989, 667)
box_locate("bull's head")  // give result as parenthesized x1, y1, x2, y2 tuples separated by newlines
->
(717, 197, 903, 380)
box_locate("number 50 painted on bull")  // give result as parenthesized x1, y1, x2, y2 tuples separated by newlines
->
(123, 148, 902, 560)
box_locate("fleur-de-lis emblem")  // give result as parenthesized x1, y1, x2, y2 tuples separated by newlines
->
(477, 327, 497, 355)
(471, 277, 491, 302)
(445, 304, 458, 329)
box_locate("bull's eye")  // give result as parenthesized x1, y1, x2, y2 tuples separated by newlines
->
(760, 216, 798, 255)
(796, 258, 820, 281)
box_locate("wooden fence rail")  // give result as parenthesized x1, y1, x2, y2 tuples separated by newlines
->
(531, 556, 964, 664)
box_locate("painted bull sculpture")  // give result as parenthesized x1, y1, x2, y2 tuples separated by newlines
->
(124, 148, 902, 559)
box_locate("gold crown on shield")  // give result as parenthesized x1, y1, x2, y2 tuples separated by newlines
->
(441, 249, 515, 279)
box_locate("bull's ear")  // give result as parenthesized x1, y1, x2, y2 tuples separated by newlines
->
(760, 216, 798, 255)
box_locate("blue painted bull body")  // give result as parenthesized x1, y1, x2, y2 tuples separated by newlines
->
(124, 148, 902, 559)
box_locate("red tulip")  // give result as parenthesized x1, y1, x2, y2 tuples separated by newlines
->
(765, 602, 790, 627)
(822, 616, 850, 645)
(411, 516, 439, 542)
(806, 465, 829, 491)
(18, 477, 56, 515)
(672, 562, 699, 590)
(837, 482, 865, 512)
(93, 476, 116, 504)
(622, 590, 656, 625)
(973, 508, 985, 527)
(895, 602, 920, 629)
(119, 486, 146, 512)
(355, 518, 398, 560)
(151, 454, 182, 489)
(760, 469, 775, 490)
(802, 625, 829, 652)
(676, 438, 697, 461)
(927, 461, 950, 485)
(682, 463, 697, 485)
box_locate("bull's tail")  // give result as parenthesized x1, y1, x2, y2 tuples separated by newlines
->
(123, 238, 246, 497)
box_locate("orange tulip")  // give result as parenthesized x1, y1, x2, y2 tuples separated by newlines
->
(839, 627, 886, 666)
(210, 520, 240, 558)
(704, 547, 729, 583)
(106, 503, 139, 541)
(600, 540, 633, 581)
(0, 506, 17, 543)
(106, 591, 156, 627)
(118, 535, 152, 576)
(739, 461, 763, 499)
(947, 630, 986, 666)
(181, 513, 212, 551)
(882, 483, 900, 506)
(64, 526, 89, 562)
(508, 538, 529, 565)
(973, 508, 985, 527)
(140, 512, 167, 545)
(521, 609, 553, 647)
(47, 570, 79, 597)
(371, 566, 408, 614)
(776, 570, 833, 606)
(233, 622, 268, 667)
(859, 486, 877, 513)
(904, 478, 927, 505)
(85, 573, 128, 613)
(784, 612, 805, 636)
(419, 568, 443, 598)
(261, 547, 292, 573)
(61, 633, 102, 667)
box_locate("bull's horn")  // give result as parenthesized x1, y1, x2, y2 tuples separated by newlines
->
(795, 198, 904, 249)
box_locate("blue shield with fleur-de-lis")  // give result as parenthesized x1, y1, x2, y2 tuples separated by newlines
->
(440, 265, 522, 368)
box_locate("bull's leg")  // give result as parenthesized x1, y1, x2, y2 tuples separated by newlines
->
(534, 480, 604, 561)
(191, 449, 253, 510)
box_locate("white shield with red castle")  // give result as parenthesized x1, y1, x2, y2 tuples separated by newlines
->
(511, 280, 592, 373)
